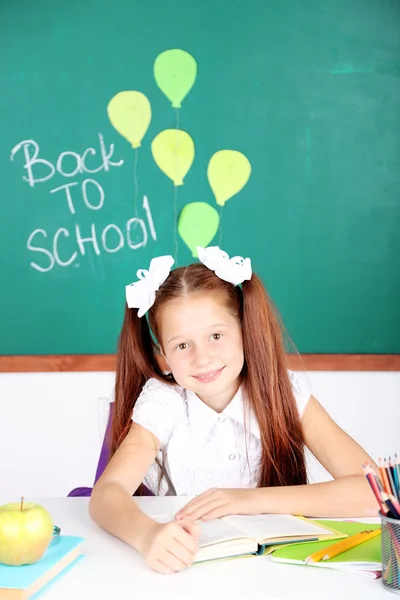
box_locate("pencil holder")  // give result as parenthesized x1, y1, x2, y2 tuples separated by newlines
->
(380, 511, 400, 594)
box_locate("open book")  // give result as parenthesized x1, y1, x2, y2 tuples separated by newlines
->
(152, 513, 345, 563)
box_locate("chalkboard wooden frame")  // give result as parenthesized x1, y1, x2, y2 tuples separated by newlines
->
(0, 355, 398, 372)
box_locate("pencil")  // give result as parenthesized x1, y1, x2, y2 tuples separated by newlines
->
(395, 454, 400, 482)
(386, 458, 397, 498)
(305, 529, 381, 564)
(365, 463, 384, 490)
(382, 493, 400, 519)
(369, 465, 384, 492)
(321, 529, 382, 562)
(389, 457, 400, 501)
(389, 456, 396, 478)
(379, 458, 392, 495)
(388, 523, 400, 557)
(389, 494, 400, 516)
(364, 465, 386, 513)
(384, 555, 392, 582)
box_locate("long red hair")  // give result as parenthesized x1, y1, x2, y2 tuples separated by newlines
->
(111, 263, 307, 489)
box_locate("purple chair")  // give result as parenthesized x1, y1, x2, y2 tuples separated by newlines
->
(68, 402, 154, 497)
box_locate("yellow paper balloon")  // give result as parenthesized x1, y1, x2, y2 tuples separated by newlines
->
(107, 91, 152, 149)
(207, 150, 251, 206)
(151, 129, 195, 186)
(178, 202, 219, 257)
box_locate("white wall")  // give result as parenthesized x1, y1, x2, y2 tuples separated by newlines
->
(0, 371, 399, 502)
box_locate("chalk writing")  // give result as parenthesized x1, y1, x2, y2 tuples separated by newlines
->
(10, 134, 123, 187)
(10, 135, 158, 273)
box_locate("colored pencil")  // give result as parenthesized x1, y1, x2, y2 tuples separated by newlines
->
(379, 458, 392, 495)
(395, 454, 400, 482)
(370, 465, 384, 492)
(389, 457, 400, 501)
(388, 523, 400, 557)
(382, 493, 400, 519)
(386, 458, 397, 498)
(363, 465, 386, 513)
(384, 555, 392, 582)
(388, 493, 400, 516)
(364, 463, 383, 491)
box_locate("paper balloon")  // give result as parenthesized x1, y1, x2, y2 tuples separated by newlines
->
(178, 202, 219, 257)
(107, 91, 152, 149)
(207, 150, 251, 207)
(154, 49, 197, 108)
(151, 129, 195, 186)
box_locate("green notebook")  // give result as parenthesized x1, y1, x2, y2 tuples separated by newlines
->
(270, 521, 382, 578)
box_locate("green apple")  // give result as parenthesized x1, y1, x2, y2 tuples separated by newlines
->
(0, 499, 54, 566)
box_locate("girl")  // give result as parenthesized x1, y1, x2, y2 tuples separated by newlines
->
(89, 246, 378, 574)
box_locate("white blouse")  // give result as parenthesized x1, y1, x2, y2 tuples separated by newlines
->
(131, 371, 312, 496)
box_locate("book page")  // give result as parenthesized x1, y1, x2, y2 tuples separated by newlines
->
(198, 519, 249, 547)
(150, 513, 248, 547)
(222, 514, 331, 543)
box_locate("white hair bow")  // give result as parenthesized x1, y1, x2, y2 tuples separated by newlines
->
(197, 246, 252, 285)
(126, 255, 174, 317)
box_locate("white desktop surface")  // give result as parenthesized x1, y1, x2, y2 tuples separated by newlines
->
(10, 497, 390, 600)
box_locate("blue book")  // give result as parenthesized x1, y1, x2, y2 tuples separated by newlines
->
(0, 535, 84, 600)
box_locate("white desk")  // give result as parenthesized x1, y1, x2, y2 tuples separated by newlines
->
(27, 498, 389, 599)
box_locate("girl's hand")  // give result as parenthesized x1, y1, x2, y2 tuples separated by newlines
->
(176, 488, 258, 521)
(140, 519, 200, 574)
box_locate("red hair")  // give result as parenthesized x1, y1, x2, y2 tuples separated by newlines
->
(111, 263, 307, 489)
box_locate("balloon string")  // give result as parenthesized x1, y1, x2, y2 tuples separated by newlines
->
(173, 185, 179, 265)
(173, 108, 180, 265)
(218, 205, 223, 246)
(133, 148, 139, 217)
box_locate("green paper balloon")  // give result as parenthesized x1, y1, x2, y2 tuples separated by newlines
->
(178, 202, 219, 257)
(154, 49, 197, 109)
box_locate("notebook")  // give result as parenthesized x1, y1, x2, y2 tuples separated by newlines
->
(151, 513, 346, 563)
(270, 520, 382, 578)
(0, 535, 84, 600)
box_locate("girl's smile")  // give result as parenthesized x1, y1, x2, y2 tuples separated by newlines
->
(192, 366, 225, 383)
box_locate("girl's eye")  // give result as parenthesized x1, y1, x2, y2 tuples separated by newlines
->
(176, 343, 188, 351)
(212, 333, 222, 341)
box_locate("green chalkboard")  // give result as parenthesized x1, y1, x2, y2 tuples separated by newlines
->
(1, 0, 399, 355)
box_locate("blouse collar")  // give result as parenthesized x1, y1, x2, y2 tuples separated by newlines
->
(185, 385, 261, 444)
